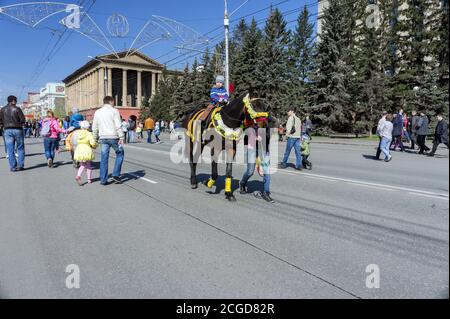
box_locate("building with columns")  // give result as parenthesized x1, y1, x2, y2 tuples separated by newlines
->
(63, 50, 179, 121)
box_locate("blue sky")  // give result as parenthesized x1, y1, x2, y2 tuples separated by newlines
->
(0, 0, 318, 102)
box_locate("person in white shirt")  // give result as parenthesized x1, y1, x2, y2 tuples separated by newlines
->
(375, 111, 388, 160)
(378, 113, 394, 162)
(92, 96, 125, 185)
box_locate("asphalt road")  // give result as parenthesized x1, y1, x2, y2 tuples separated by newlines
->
(0, 134, 448, 299)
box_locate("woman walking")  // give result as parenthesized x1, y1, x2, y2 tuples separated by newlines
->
(42, 111, 66, 168)
(379, 114, 394, 162)
(74, 121, 97, 186)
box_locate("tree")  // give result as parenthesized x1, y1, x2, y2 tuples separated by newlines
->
(141, 70, 180, 121)
(287, 5, 315, 114)
(256, 8, 291, 115)
(233, 18, 263, 96)
(311, 0, 355, 133)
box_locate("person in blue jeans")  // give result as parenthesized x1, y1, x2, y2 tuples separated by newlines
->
(0, 96, 26, 171)
(99, 139, 125, 185)
(92, 96, 125, 185)
(4, 129, 25, 171)
(279, 110, 303, 170)
(240, 124, 274, 203)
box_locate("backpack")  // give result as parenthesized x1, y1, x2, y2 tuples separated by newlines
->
(40, 120, 51, 137)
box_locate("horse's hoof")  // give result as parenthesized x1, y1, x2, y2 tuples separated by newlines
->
(191, 184, 198, 189)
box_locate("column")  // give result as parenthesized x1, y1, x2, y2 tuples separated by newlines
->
(98, 68, 103, 106)
(137, 71, 142, 108)
(108, 67, 113, 96)
(151, 72, 157, 97)
(122, 69, 128, 107)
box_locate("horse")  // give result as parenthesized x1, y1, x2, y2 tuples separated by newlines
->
(182, 93, 271, 201)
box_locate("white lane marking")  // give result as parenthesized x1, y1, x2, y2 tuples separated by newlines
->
(127, 173, 158, 184)
(409, 192, 449, 201)
(125, 143, 449, 198)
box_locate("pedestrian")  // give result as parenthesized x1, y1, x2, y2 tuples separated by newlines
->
(70, 107, 84, 129)
(410, 110, 420, 150)
(278, 124, 285, 142)
(416, 111, 430, 155)
(402, 112, 411, 144)
(0, 96, 26, 171)
(127, 116, 137, 143)
(154, 121, 161, 144)
(65, 127, 81, 168)
(136, 123, 143, 142)
(92, 96, 125, 185)
(301, 135, 312, 170)
(74, 121, 97, 186)
(279, 110, 303, 170)
(428, 114, 449, 157)
(120, 118, 128, 144)
(144, 115, 155, 143)
(375, 111, 388, 160)
(304, 115, 313, 140)
(169, 120, 175, 134)
(379, 113, 394, 162)
(42, 110, 66, 168)
(391, 113, 405, 152)
(239, 123, 274, 203)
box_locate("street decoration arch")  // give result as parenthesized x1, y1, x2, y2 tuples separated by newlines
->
(0, 2, 209, 60)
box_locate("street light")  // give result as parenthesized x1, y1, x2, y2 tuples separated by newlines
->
(88, 55, 108, 97)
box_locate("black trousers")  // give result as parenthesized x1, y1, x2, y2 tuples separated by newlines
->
(430, 141, 449, 155)
(417, 135, 430, 154)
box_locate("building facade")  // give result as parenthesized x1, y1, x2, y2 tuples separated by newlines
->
(63, 51, 175, 121)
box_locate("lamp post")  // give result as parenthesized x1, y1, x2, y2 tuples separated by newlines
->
(88, 56, 108, 97)
(224, 0, 230, 95)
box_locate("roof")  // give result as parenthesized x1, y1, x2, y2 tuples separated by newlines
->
(63, 50, 168, 84)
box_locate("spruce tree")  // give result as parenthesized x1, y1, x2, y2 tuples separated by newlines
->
(288, 5, 315, 115)
(311, 0, 355, 133)
(233, 18, 263, 96)
(257, 8, 291, 115)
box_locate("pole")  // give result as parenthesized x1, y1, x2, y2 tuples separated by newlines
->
(224, 0, 230, 95)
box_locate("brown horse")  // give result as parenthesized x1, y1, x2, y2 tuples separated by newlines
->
(182, 94, 271, 201)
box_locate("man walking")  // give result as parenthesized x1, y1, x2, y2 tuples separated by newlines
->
(410, 110, 420, 150)
(304, 115, 313, 140)
(375, 111, 387, 160)
(279, 110, 303, 170)
(428, 114, 449, 157)
(0, 96, 26, 171)
(144, 115, 155, 144)
(416, 111, 430, 155)
(92, 96, 125, 185)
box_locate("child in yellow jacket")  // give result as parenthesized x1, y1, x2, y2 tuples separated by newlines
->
(74, 121, 97, 185)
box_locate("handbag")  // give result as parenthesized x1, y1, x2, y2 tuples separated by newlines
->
(290, 117, 297, 135)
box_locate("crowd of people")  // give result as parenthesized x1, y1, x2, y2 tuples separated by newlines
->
(1, 82, 448, 203)
(376, 108, 449, 162)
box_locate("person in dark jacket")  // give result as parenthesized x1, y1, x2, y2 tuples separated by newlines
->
(410, 110, 420, 150)
(391, 113, 405, 151)
(416, 111, 430, 155)
(0, 96, 26, 171)
(428, 114, 449, 157)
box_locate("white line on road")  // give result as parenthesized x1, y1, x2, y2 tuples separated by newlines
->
(409, 192, 449, 201)
(127, 173, 158, 184)
(125, 143, 449, 199)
